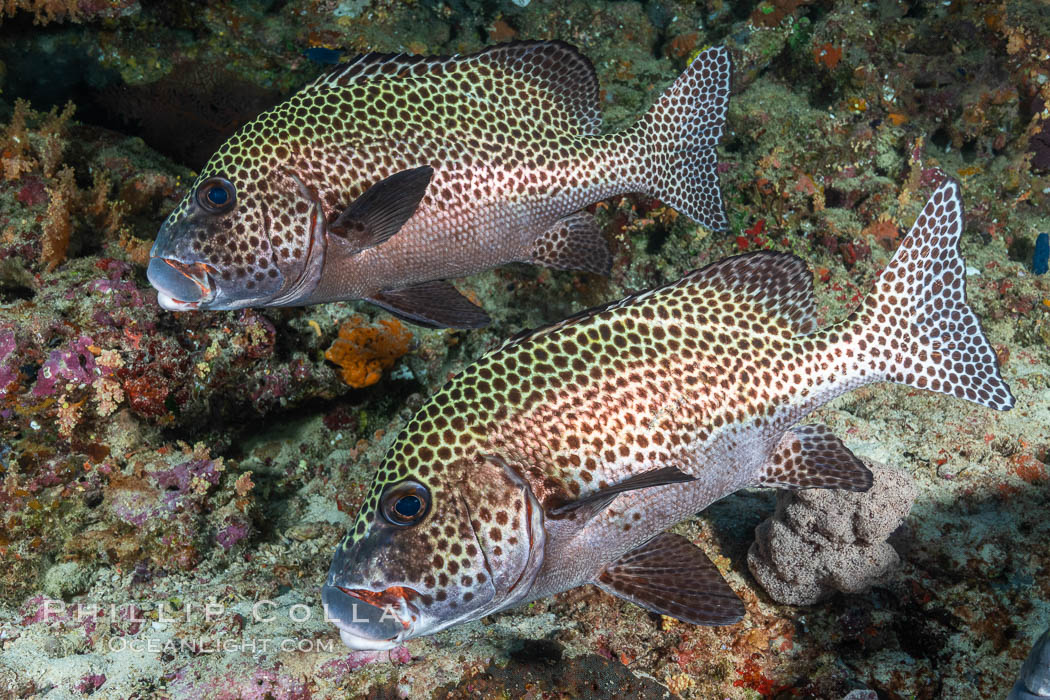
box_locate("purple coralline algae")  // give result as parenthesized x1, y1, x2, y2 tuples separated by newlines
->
(0, 330, 16, 394)
(32, 334, 98, 397)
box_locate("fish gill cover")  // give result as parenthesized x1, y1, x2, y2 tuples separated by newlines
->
(0, 0, 1048, 698)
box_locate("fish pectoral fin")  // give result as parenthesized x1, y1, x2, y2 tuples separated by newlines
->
(757, 424, 873, 492)
(368, 280, 490, 329)
(530, 211, 612, 276)
(330, 166, 434, 253)
(595, 532, 744, 626)
(548, 466, 694, 520)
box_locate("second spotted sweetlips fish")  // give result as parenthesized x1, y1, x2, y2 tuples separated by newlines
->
(321, 180, 1014, 649)
(148, 41, 731, 327)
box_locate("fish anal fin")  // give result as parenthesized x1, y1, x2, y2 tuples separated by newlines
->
(759, 424, 873, 492)
(329, 166, 433, 253)
(530, 211, 612, 276)
(596, 533, 744, 626)
(548, 466, 694, 521)
(369, 280, 490, 329)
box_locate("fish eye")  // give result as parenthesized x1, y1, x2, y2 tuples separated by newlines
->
(195, 176, 236, 214)
(381, 481, 430, 526)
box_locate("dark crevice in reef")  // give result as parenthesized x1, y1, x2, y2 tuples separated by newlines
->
(0, 259, 37, 303)
(95, 62, 286, 169)
(0, 7, 289, 169)
(1007, 234, 1034, 266)
(431, 639, 670, 699)
(152, 377, 418, 462)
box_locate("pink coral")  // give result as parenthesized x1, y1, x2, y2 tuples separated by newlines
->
(216, 517, 251, 551)
(32, 335, 97, 397)
(0, 330, 16, 394)
(75, 673, 106, 694)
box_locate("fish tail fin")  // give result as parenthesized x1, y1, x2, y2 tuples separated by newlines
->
(635, 45, 731, 232)
(856, 178, 1014, 411)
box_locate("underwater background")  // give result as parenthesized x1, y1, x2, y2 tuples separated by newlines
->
(0, 0, 1048, 697)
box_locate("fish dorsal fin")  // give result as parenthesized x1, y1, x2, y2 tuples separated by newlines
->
(306, 41, 601, 137)
(679, 252, 818, 335)
(596, 533, 745, 625)
(494, 278, 656, 353)
(496, 250, 818, 355)
(305, 51, 427, 91)
(758, 424, 873, 491)
(470, 41, 601, 136)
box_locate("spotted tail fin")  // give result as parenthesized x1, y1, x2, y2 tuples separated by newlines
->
(860, 179, 1014, 411)
(636, 46, 731, 232)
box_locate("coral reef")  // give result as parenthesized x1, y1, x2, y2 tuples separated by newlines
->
(747, 460, 917, 605)
(1, 100, 130, 275)
(0, 0, 138, 26)
(0, 0, 1048, 697)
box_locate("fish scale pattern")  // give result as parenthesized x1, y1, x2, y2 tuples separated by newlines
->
(331, 180, 1012, 636)
(489, 252, 837, 511)
(153, 41, 731, 312)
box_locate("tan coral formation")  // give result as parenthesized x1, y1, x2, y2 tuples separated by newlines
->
(748, 459, 917, 606)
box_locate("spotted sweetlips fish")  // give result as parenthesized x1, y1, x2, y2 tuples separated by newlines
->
(147, 41, 731, 328)
(321, 180, 1014, 650)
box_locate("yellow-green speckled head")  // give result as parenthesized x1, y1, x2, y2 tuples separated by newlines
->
(322, 376, 545, 650)
(147, 89, 339, 311)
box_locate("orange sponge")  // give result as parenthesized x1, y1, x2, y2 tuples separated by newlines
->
(325, 316, 412, 388)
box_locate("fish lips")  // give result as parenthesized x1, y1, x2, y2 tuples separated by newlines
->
(147, 257, 218, 311)
(321, 584, 417, 651)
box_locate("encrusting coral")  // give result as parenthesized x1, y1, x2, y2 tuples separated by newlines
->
(1, 99, 129, 273)
(325, 315, 413, 389)
(747, 460, 917, 605)
(0, 0, 137, 25)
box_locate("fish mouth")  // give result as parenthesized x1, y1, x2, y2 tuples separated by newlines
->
(321, 584, 418, 651)
(147, 258, 218, 311)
